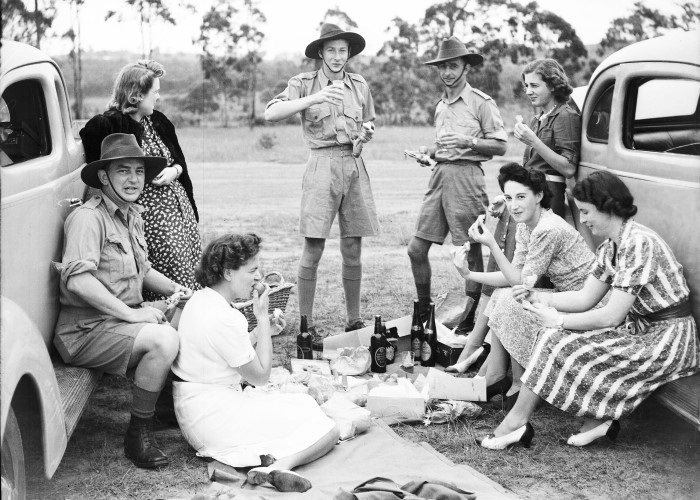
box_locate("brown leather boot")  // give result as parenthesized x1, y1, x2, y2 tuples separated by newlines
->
(124, 415, 169, 468)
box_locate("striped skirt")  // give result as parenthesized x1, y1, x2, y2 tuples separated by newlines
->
(522, 316, 699, 420)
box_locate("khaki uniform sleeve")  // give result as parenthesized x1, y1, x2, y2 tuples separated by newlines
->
(59, 209, 103, 284)
(265, 75, 305, 110)
(478, 99, 508, 142)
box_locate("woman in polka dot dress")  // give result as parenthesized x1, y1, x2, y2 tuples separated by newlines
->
(80, 60, 202, 301)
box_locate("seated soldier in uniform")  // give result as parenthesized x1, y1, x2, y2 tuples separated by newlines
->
(53, 133, 192, 469)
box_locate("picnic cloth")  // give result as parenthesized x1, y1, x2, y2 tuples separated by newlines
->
(192, 420, 517, 499)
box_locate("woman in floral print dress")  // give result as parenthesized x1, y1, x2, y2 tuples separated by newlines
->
(80, 60, 202, 302)
(477, 171, 699, 450)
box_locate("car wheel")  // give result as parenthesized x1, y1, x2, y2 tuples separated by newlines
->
(1, 407, 26, 500)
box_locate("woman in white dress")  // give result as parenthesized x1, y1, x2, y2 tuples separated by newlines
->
(172, 233, 339, 492)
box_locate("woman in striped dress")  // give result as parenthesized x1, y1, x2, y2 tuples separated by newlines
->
(478, 171, 699, 450)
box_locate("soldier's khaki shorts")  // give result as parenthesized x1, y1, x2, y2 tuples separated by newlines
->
(300, 145, 380, 239)
(414, 161, 489, 246)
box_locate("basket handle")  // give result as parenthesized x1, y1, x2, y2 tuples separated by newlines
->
(262, 271, 284, 286)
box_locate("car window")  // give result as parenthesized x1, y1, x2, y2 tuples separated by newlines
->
(0, 79, 52, 166)
(628, 78, 700, 157)
(586, 85, 614, 143)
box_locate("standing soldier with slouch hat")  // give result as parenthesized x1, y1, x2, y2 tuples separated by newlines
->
(53, 133, 192, 469)
(408, 36, 508, 329)
(265, 23, 378, 339)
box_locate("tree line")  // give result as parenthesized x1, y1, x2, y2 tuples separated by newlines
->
(4, 0, 698, 126)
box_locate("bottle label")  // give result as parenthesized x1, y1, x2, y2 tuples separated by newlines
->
(374, 347, 386, 367)
(412, 337, 421, 353)
(297, 345, 312, 359)
(421, 342, 432, 361)
(386, 345, 395, 363)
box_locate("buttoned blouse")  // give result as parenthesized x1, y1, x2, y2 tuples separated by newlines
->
(266, 70, 375, 149)
(434, 82, 508, 163)
(592, 220, 690, 315)
(57, 194, 151, 308)
(523, 102, 581, 177)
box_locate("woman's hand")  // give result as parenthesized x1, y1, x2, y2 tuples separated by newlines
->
(488, 195, 506, 218)
(451, 244, 471, 279)
(252, 283, 270, 320)
(511, 284, 534, 303)
(467, 215, 496, 247)
(521, 301, 562, 328)
(171, 285, 193, 307)
(514, 121, 538, 148)
(151, 165, 179, 186)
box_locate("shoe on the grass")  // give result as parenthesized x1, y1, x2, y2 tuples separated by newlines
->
(123, 416, 169, 469)
(345, 319, 366, 332)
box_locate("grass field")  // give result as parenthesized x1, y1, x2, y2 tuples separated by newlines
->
(27, 126, 700, 499)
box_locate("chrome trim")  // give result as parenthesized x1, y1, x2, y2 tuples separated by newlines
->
(578, 162, 700, 189)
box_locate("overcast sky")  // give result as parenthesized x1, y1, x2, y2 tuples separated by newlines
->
(45, 0, 683, 58)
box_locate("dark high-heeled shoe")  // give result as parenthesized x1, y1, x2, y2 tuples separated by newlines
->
(477, 422, 534, 450)
(567, 420, 620, 447)
(486, 376, 512, 400)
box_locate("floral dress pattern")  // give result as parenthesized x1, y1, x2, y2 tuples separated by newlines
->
(523, 220, 699, 420)
(485, 209, 595, 366)
(138, 116, 202, 300)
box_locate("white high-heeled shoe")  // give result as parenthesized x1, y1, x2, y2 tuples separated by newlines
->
(567, 420, 619, 447)
(477, 422, 534, 450)
(445, 345, 485, 373)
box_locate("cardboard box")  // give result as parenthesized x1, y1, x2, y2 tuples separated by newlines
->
(424, 368, 486, 401)
(366, 377, 426, 424)
(322, 315, 412, 359)
(435, 341, 463, 367)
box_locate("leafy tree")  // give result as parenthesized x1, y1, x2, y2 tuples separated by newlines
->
(105, 0, 186, 59)
(319, 6, 358, 30)
(1, 0, 55, 48)
(198, 0, 266, 128)
(672, 1, 700, 30)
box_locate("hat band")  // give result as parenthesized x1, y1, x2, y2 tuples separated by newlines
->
(101, 145, 146, 161)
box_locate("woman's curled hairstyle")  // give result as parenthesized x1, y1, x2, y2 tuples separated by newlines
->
(196, 233, 262, 287)
(497, 162, 552, 209)
(521, 58, 573, 103)
(108, 60, 165, 114)
(573, 171, 637, 218)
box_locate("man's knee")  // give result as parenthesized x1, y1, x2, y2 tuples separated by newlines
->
(340, 237, 362, 265)
(145, 325, 179, 362)
(302, 238, 325, 264)
(407, 237, 430, 263)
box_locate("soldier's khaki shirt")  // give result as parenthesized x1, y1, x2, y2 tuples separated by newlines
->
(434, 82, 508, 163)
(266, 70, 376, 149)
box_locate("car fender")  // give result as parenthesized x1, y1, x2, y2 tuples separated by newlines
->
(1, 296, 67, 478)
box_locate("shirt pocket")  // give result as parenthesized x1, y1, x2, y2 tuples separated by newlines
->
(304, 104, 332, 139)
(343, 105, 363, 131)
(536, 123, 555, 151)
(134, 234, 148, 274)
(105, 234, 137, 283)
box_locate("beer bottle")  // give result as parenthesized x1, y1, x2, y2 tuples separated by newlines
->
(411, 299, 424, 362)
(421, 302, 437, 367)
(370, 315, 387, 373)
(381, 322, 396, 365)
(297, 315, 313, 360)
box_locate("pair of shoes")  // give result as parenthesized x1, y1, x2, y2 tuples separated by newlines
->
(486, 376, 512, 400)
(503, 391, 519, 412)
(345, 319, 366, 332)
(567, 420, 620, 447)
(445, 343, 491, 373)
(477, 422, 534, 450)
(124, 415, 169, 468)
(246, 467, 312, 492)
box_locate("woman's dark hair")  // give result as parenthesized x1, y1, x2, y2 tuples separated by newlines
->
(195, 233, 262, 287)
(521, 58, 573, 103)
(497, 162, 552, 209)
(572, 171, 637, 218)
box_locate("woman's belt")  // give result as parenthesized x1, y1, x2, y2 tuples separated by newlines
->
(626, 300, 692, 335)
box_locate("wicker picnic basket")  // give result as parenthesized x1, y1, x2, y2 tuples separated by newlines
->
(232, 272, 295, 332)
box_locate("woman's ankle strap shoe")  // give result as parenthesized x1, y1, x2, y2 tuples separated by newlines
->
(566, 420, 620, 447)
(486, 376, 513, 400)
(478, 422, 534, 450)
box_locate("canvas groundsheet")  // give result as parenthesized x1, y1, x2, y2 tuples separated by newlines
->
(193, 420, 518, 499)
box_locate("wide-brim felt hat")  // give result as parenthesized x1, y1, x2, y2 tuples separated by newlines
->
(81, 133, 167, 189)
(305, 23, 366, 59)
(424, 36, 483, 66)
